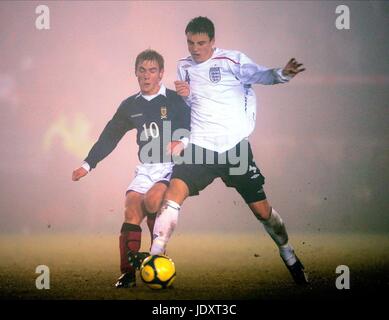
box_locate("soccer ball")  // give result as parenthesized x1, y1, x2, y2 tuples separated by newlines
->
(140, 254, 176, 289)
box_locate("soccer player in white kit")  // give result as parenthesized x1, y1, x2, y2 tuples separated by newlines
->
(143, 17, 309, 285)
(72, 50, 190, 288)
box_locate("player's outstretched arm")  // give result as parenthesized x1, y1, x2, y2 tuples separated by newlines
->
(72, 167, 88, 181)
(282, 58, 305, 78)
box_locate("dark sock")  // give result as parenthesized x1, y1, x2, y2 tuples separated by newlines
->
(119, 223, 141, 274)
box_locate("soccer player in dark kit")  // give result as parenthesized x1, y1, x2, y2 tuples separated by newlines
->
(72, 49, 190, 288)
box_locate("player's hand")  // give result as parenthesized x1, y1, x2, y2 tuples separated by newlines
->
(282, 58, 305, 78)
(166, 140, 185, 156)
(174, 81, 190, 97)
(72, 167, 88, 181)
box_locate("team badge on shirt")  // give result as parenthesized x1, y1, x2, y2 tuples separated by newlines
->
(209, 67, 221, 83)
(160, 106, 168, 119)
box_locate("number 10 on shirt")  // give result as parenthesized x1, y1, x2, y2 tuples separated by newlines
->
(142, 122, 160, 139)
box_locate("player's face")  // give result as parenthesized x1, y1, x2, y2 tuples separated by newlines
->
(186, 32, 215, 63)
(135, 60, 164, 95)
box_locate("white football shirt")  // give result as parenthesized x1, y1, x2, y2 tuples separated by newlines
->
(177, 48, 291, 153)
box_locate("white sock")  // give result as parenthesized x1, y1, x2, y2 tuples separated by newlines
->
(150, 200, 180, 255)
(279, 244, 297, 266)
(262, 208, 289, 246)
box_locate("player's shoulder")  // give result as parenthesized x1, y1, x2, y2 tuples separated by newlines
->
(116, 93, 140, 113)
(121, 92, 140, 106)
(178, 55, 192, 62)
(177, 55, 193, 68)
(212, 48, 243, 65)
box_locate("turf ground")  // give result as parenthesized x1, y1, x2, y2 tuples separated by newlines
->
(0, 232, 388, 300)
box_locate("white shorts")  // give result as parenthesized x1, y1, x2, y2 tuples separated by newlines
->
(126, 162, 174, 194)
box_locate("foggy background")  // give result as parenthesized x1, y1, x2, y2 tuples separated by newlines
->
(0, 1, 388, 235)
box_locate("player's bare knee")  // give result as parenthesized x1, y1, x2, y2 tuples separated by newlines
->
(124, 206, 135, 219)
(250, 200, 271, 221)
(164, 179, 189, 204)
(144, 195, 162, 214)
(124, 206, 143, 224)
(144, 182, 167, 213)
(259, 207, 271, 220)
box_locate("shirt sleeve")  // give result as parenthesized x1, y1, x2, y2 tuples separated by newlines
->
(230, 52, 291, 85)
(81, 161, 91, 172)
(84, 101, 134, 170)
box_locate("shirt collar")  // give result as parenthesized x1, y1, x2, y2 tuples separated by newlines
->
(188, 48, 217, 64)
(135, 84, 166, 99)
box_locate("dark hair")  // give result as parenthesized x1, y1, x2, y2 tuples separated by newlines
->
(185, 16, 215, 40)
(135, 49, 164, 71)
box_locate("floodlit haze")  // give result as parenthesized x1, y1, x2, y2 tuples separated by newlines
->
(0, 1, 388, 234)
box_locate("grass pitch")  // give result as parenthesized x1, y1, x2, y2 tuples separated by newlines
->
(0, 232, 388, 300)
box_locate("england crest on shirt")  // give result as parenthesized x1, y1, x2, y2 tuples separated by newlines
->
(209, 67, 221, 83)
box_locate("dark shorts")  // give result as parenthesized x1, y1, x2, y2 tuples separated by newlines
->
(171, 141, 266, 204)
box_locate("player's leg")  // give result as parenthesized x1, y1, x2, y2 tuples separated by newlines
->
(150, 149, 218, 256)
(127, 179, 186, 268)
(248, 200, 289, 248)
(248, 200, 308, 284)
(126, 162, 177, 268)
(143, 181, 169, 246)
(150, 178, 189, 255)
(116, 191, 146, 288)
(223, 141, 308, 284)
